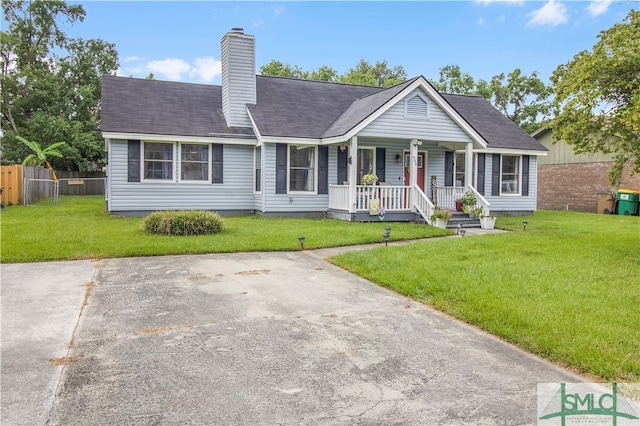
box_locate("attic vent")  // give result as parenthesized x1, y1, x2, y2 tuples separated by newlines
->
(405, 94, 430, 120)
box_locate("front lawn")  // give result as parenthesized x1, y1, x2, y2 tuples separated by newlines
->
(331, 210, 640, 381)
(0, 196, 450, 263)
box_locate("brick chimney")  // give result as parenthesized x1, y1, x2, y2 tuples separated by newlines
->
(221, 28, 256, 128)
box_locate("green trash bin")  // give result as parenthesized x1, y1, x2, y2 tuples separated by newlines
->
(617, 189, 639, 215)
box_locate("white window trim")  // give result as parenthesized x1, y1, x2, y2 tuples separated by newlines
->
(287, 145, 318, 194)
(500, 155, 521, 196)
(253, 146, 262, 194)
(403, 92, 431, 120)
(178, 142, 212, 184)
(141, 141, 176, 183)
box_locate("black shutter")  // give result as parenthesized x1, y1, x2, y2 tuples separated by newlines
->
(522, 155, 530, 196)
(337, 147, 348, 184)
(212, 144, 223, 183)
(318, 146, 328, 194)
(375, 148, 386, 183)
(276, 143, 287, 194)
(128, 140, 141, 182)
(444, 151, 454, 187)
(492, 154, 501, 196)
(476, 153, 485, 195)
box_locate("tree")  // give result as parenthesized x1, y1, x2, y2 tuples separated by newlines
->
(340, 59, 407, 87)
(430, 64, 551, 133)
(260, 60, 338, 82)
(551, 10, 639, 185)
(18, 136, 65, 166)
(488, 69, 552, 134)
(0, 0, 119, 170)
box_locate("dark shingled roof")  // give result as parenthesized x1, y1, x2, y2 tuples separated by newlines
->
(101, 75, 254, 137)
(441, 94, 547, 151)
(101, 74, 546, 152)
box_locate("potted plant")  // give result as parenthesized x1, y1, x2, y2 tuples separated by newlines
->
(430, 209, 453, 229)
(460, 191, 477, 214)
(361, 173, 378, 186)
(479, 213, 497, 229)
(470, 206, 483, 219)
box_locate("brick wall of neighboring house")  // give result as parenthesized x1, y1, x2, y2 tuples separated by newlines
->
(538, 161, 640, 213)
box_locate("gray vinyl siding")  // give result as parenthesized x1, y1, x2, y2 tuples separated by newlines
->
(482, 154, 538, 212)
(221, 33, 255, 128)
(108, 139, 254, 212)
(262, 143, 329, 212)
(360, 89, 473, 143)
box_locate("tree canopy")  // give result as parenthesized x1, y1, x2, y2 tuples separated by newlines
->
(430, 64, 551, 133)
(1, 0, 119, 171)
(260, 59, 406, 87)
(551, 9, 640, 185)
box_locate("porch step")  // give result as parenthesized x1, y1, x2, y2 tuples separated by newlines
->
(447, 212, 480, 229)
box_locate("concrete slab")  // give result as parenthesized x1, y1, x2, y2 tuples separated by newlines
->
(1, 260, 96, 425)
(14, 252, 586, 425)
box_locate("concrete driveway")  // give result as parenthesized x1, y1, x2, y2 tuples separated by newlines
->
(2, 248, 586, 425)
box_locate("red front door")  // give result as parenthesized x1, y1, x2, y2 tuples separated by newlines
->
(404, 152, 426, 191)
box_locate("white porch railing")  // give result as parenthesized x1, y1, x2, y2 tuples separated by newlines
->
(436, 186, 466, 210)
(328, 185, 411, 211)
(413, 186, 435, 224)
(436, 185, 491, 216)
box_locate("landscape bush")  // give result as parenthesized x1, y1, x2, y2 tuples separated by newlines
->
(143, 210, 224, 236)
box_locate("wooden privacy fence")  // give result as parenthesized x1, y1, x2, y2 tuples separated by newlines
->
(0, 165, 105, 206)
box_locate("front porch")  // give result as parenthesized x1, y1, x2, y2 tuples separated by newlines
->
(327, 184, 490, 225)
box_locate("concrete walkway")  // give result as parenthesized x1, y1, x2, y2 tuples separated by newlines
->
(2, 233, 588, 425)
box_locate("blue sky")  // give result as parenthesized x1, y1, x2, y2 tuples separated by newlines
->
(63, 1, 636, 86)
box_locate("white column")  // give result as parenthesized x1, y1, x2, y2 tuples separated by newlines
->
(465, 142, 473, 189)
(348, 136, 358, 213)
(410, 139, 421, 211)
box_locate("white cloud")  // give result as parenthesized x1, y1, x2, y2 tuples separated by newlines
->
(496, 14, 507, 23)
(527, 0, 568, 27)
(587, 0, 612, 17)
(190, 57, 222, 83)
(477, 17, 485, 26)
(146, 58, 191, 81)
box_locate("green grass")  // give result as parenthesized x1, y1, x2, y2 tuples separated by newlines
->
(330, 210, 640, 381)
(0, 195, 451, 263)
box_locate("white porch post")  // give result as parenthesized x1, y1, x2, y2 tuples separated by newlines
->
(348, 136, 358, 213)
(464, 142, 473, 189)
(410, 139, 421, 211)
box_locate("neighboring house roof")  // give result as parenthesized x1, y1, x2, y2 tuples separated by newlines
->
(442, 94, 547, 152)
(101, 74, 546, 152)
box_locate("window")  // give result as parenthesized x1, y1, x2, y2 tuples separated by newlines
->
(455, 153, 465, 187)
(180, 143, 209, 181)
(357, 148, 375, 184)
(254, 147, 261, 192)
(289, 145, 316, 192)
(501, 155, 520, 195)
(143, 142, 174, 180)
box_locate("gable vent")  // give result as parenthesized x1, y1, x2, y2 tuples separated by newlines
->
(405, 94, 430, 119)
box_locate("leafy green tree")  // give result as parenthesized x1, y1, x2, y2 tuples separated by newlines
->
(488, 69, 552, 134)
(0, 0, 118, 170)
(430, 64, 551, 133)
(260, 60, 308, 79)
(18, 135, 65, 166)
(551, 10, 640, 185)
(340, 59, 407, 87)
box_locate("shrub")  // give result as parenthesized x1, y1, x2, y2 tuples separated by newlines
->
(143, 210, 224, 236)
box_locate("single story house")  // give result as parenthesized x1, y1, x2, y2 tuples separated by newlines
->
(101, 28, 547, 223)
(532, 127, 640, 213)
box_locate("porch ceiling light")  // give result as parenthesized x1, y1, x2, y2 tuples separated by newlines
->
(298, 235, 305, 250)
(411, 139, 422, 146)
